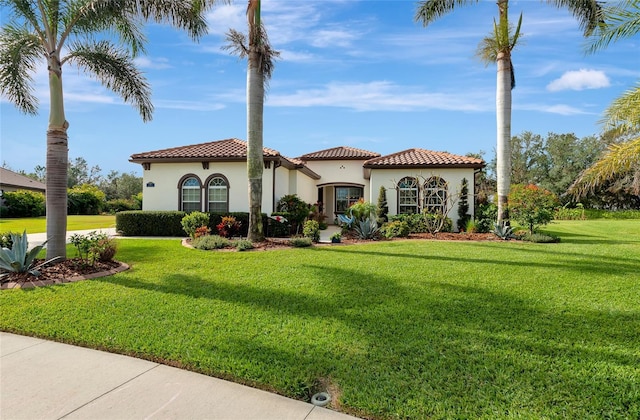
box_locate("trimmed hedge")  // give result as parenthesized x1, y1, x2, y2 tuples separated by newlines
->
(117, 211, 271, 237)
(116, 211, 187, 236)
(2, 190, 45, 217)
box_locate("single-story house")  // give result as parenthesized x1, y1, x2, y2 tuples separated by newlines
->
(0, 167, 46, 197)
(130, 138, 485, 229)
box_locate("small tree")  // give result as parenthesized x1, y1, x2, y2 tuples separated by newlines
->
(376, 186, 389, 225)
(508, 184, 559, 234)
(457, 178, 470, 232)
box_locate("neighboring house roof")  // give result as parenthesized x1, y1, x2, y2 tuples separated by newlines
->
(0, 168, 46, 192)
(298, 146, 381, 161)
(129, 138, 281, 162)
(364, 148, 485, 169)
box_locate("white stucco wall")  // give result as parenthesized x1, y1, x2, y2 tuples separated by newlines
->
(141, 162, 277, 212)
(369, 168, 477, 231)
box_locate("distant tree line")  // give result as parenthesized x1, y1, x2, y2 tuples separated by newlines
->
(476, 131, 639, 210)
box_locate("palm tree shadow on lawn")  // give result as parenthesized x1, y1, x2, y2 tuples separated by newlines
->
(98, 262, 640, 418)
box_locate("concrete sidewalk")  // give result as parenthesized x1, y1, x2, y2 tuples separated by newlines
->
(1, 332, 359, 420)
(26, 228, 118, 249)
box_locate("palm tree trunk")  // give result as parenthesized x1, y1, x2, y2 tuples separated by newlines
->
(496, 49, 512, 225)
(46, 57, 69, 260)
(247, 46, 265, 242)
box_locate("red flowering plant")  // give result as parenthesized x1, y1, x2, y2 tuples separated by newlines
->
(216, 216, 242, 238)
(194, 226, 211, 239)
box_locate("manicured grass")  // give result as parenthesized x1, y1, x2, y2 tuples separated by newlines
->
(1, 220, 639, 419)
(0, 215, 115, 233)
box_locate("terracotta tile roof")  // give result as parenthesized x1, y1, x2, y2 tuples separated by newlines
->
(130, 138, 280, 161)
(298, 146, 381, 161)
(0, 168, 46, 191)
(364, 148, 484, 168)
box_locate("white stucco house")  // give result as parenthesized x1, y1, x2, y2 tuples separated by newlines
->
(130, 138, 485, 228)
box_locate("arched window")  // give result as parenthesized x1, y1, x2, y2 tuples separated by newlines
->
(180, 176, 201, 212)
(397, 177, 418, 214)
(207, 175, 229, 213)
(424, 177, 447, 214)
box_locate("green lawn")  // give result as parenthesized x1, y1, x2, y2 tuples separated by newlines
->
(1, 220, 639, 419)
(0, 215, 115, 233)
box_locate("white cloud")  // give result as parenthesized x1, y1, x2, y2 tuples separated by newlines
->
(154, 100, 226, 112)
(546, 69, 610, 92)
(134, 57, 171, 70)
(261, 81, 492, 112)
(517, 103, 593, 116)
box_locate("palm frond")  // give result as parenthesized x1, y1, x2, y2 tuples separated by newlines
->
(0, 0, 44, 37)
(569, 137, 640, 197)
(66, 40, 153, 121)
(601, 83, 640, 133)
(415, 0, 478, 26)
(0, 24, 43, 115)
(224, 25, 279, 87)
(126, 0, 220, 40)
(223, 28, 249, 59)
(587, 0, 640, 53)
(547, 0, 606, 37)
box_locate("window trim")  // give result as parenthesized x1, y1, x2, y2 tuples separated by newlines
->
(177, 174, 203, 212)
(397, 176, 419, 214)
(204, 173, 230, 213)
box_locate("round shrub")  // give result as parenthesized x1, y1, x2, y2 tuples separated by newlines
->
(234, 239, 254, 251)
(303, 220, 320, 242)
(2, 190, 45, 217)
(192, 235, 231, 250)
(380, 220, 410, 238)
(181, 211, 210, 239)
(290, 237, 312, 247)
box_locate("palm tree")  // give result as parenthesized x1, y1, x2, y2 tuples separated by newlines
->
(570, 1, 640, 197)
(224, 0, 279, 242)
(415, 0, 603, 224)
(0, 0, 216, 259)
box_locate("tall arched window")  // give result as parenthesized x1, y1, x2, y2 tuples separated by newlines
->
(424, 177, 447, 214)
(180, 176, 201, 212)
(207, 175, 229, 213)
(398, 177, 418, 214)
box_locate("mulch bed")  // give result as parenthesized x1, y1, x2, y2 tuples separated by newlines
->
(1, 259, 128, 290)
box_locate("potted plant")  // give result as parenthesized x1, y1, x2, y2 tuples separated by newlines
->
(330, 232, 342, 243)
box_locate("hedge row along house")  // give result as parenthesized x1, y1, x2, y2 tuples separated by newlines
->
(130, 138, 485, 230)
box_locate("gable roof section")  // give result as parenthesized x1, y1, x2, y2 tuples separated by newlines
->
(364, 148, 484, 169)
(0, 168, 46, 192)
(129, 138, 281, 163)
(298, 146, 380, 161)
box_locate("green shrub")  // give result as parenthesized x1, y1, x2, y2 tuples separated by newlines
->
(0, 231, 18, 249)
(303, 220, 320, 242)
(234, 239, 254, 251)
(347, 199, 377, 222)
(518, 232, 560, 243)
(457, 178, 471, 232)
(380, 221, 410, 239)
(266, 213, 291, 237)
(583, 209, 640, 219)
(290, 237, 312, 247)
(475, 202, 497, 233)
(276, 195, 311, 234)
(509, 184, 559, 234)
(116, 211, 187, 236)
(554, 204, 586, 220)
(354, 219, 380, 239)
(104, 198, 140, 213)
(2, 190, 45, 217)
(68, 184, 105, 215)
(464, 219, 478, 233)
(376, 186, 389, 225)
(192, 235, 231, 250)
(181, 211, 210, 239)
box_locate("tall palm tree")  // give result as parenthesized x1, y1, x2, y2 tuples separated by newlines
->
(224, 0, 279, 242)
(415, 0, 603, 224)
(0, 0, 216, 259)
(570, 0, 640, 197)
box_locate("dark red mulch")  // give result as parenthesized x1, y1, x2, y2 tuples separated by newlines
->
(1, 258, 122, 287)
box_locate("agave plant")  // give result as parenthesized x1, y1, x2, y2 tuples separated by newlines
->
(0, 231, 57, 278)
(493, 222, 515, 240)
(354, 219, 380, 240)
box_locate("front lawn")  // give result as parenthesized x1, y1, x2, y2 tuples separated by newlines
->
(1, 220, 638, 419)
(0, 215, 116, 233)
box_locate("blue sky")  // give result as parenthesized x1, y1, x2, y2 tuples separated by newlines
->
(1, 0, 639, 176)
